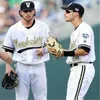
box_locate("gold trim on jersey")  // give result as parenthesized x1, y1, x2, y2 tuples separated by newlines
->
(69, 40, 77, 50)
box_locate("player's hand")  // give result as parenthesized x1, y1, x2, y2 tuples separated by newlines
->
(36, 48, 44, 57)
(0, 51, 12, 64)
(5, 64, 15, 76)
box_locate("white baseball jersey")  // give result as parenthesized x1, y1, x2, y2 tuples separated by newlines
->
(66, 22, 96, 64)
(3, 20, 51, 64)
(66, 22, 95, 100)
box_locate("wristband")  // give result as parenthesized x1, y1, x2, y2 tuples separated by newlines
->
(63, 50, 75, 56)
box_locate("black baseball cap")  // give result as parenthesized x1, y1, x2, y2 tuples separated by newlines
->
(61, 3, 84, 16)
(20, 1, 35, 11)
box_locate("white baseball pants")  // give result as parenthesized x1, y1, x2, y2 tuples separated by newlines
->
(66, 63, 95, 100)
(15, 62, 47, 100)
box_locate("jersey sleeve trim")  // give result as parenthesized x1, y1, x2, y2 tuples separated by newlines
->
(2, 45, 15, 51)
(78, 44, 90, 49)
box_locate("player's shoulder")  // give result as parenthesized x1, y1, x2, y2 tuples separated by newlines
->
(9, 21, 21, 30)
(79, 22, 93, 32)
(80, 22, 92, 29)
(78, 22, 94, 36)
(35, 19, 49, 27)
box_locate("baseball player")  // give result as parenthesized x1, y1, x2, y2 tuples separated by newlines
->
(2, 1, 51, 100)
(61, 3, 95, 100)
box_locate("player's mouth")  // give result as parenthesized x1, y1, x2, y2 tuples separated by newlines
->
(26, 16, 31, 18)
(25, 15, 31, 18)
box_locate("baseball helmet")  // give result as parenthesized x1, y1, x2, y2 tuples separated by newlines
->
(20, 1, 35, 11)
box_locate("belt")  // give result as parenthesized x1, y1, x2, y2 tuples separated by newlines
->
(70, 62, 93, 67)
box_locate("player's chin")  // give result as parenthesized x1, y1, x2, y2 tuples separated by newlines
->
(65, 19, 69, 22)
(65, 18, 69, 22)
(26, 18, 33, 22)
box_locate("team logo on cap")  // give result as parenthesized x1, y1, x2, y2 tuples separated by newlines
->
(26, 2, 30, 8)
(75, 8, 79, 11)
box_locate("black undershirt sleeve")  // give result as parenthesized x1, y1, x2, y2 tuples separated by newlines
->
(5, 49, 14, 53)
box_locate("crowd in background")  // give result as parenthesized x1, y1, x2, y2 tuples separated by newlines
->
(0, 0, 99, 34)
(63, 0, 100, 8)
(0, 0, 21, 34)
(0, 0, 100, 34)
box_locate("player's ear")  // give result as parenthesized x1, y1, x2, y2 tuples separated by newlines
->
(19, 10, 22, 17)
(33, 9, 36, 16)
(74, 12, 79, 17)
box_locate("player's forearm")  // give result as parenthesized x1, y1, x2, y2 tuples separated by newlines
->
(5, 63, 14, 76)
(62, 48, 88, 57)
(74, 49, 89, 56)
(6, 51, 13, 64)
(0, 51, 12, 64)
(5, 52, 13, 73)
(6, 52, 13, 59)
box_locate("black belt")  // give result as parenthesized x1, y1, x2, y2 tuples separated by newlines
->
(70, 62, 93, 67)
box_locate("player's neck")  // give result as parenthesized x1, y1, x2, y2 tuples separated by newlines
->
(22, 19, 35, 27)
(71, 18, 82, 28)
